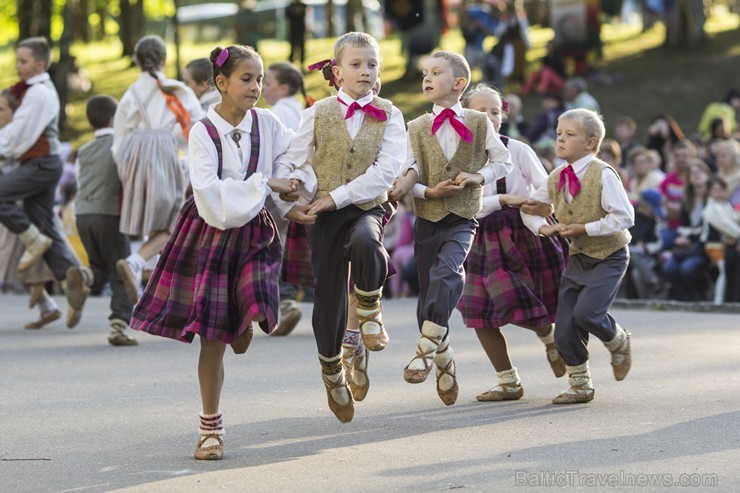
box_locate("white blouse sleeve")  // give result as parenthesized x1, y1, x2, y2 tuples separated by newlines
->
(188, 122, 269, 230)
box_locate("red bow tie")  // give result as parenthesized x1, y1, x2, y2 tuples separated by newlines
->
(338, 98, 387, 121)
(9, 80, 31, 106)
(432, 108, 473, 143)
(558, 164, 581, 197)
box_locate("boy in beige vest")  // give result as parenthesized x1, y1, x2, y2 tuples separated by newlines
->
(521, 109, 634, 404)
(390, 51, 512, 406)
(279, 33, 407, 422)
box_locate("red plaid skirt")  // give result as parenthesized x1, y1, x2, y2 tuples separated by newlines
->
(458, 207, 568, 329)
(281, 202, 398, 288)
(130, 196, 282, 343)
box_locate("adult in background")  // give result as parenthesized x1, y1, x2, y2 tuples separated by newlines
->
(286, 0, 308, 69)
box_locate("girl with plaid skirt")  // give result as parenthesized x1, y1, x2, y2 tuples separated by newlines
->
(458, 84, 569, 402)
(130, 45, 296, 460)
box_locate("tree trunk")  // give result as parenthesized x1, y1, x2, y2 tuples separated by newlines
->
(17, 0, 53, 42)
(74, 0, 91, 43)
(664, 0, 706, 48)
(345, 0, 357, 33)
(119, 0, 135, 56)
(172, 0, 182, 79)
(326, 0, 335, 37)
(54, 0, 77, 135)
(94, 0, 108, 40)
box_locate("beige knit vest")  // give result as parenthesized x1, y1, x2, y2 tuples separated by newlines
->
(313, 96, 391, 210)
(408, 109, 489, 222)
(548, 158, 631, 259)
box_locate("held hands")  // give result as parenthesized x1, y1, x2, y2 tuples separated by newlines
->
(538, 223, 586, 238)
(521, 199, 554, 217)
(278, 178, 303, 202)
(425, 179, 464, 200)
(500, 194, 527, 209)
(285, 204, 316, 225)
(389, 170, 418, 201)
(268, 178, 297, 195)
(307, 195, 336, 216)
(454, 172, 484, 188)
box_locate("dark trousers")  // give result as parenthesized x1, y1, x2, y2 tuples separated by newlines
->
(414, 215, 477, 336)
(76, 214, 133, 323)
(555, 248, 629, 366)
(309, 205, 388, 357)
(0, 156, 76, 280)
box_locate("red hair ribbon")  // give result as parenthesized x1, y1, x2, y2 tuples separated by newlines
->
(308, 58, 336, 87)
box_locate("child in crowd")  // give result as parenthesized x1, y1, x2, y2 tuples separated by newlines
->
(262, 61, 311, 335)
(703, 177, 740, 302)
(521, 108, 634, 404)
(0, 88, 62, 328)
(263, 62, 312, 132)
(183, 58, 221, 112)
(279, 32, 406, 422)
(0, 37, 79, 324)
(659, 140, 694, 249)
(390, 52, 512, 406)
(113, 35, 203, 305)
(520, 39, 566, 96)
(64, 95, 137, 344)
(130, 45, 296, 460)
(626, 147, 665, 203)
(458, 84, 568, 402)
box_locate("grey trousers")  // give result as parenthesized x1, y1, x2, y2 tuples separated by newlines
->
(264, 196, 297, 302)
(0, 156, 76, 280)
(309, 205, 388, 357)
(76, 214, 133, 323)
(414, 215, 477, 337)
(555, 247, 629, 366)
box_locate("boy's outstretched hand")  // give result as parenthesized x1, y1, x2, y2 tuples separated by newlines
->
(307, 195, 336, 216)
(454, 172, 484, 188)
(285, 204, 316, 225)
(559, 224, 586, 238)
(425, 179, 464, 199)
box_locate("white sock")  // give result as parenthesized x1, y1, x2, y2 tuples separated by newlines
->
(406, 321, 445, 371)
(126, 253, 146, 272)
(433, 342, 455, 391)
(496, 367, 521, 386)
(604, 325, 626, 352)
(40, 298, 58, 314)
(537, 326, 555, 345)
(564, 362, 593, 394)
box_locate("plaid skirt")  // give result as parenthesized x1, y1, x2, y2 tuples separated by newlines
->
(281, 201, 398, 289)
(458, 207, 568, 329)
(130, 196, 282, 344)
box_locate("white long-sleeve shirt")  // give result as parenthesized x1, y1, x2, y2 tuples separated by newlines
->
(0, 72, 59, 159)
(478, 137, 546, 218)
(276, 88, 406, 215)
(403, 102, 513, 199)
(522, 154, 635, 236)
(112, 72, 204, 160)
(189, 107, 294, 230)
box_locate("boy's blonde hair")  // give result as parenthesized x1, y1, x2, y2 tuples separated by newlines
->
(334, 32, 381, 64)
(18, 36, 52, 69)
(430, 51, 471, 94)
(559, 109, 606, 152)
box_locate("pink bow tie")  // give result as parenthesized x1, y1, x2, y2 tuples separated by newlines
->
(432, 108, 473, 143)
(558, 165, 581, 197)
(339, 98, 388, 121)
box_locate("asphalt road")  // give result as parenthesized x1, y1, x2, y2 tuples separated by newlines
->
(1, 294, 738, 492)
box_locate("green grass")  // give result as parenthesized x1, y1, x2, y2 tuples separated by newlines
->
(0, 11, 737, 148)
